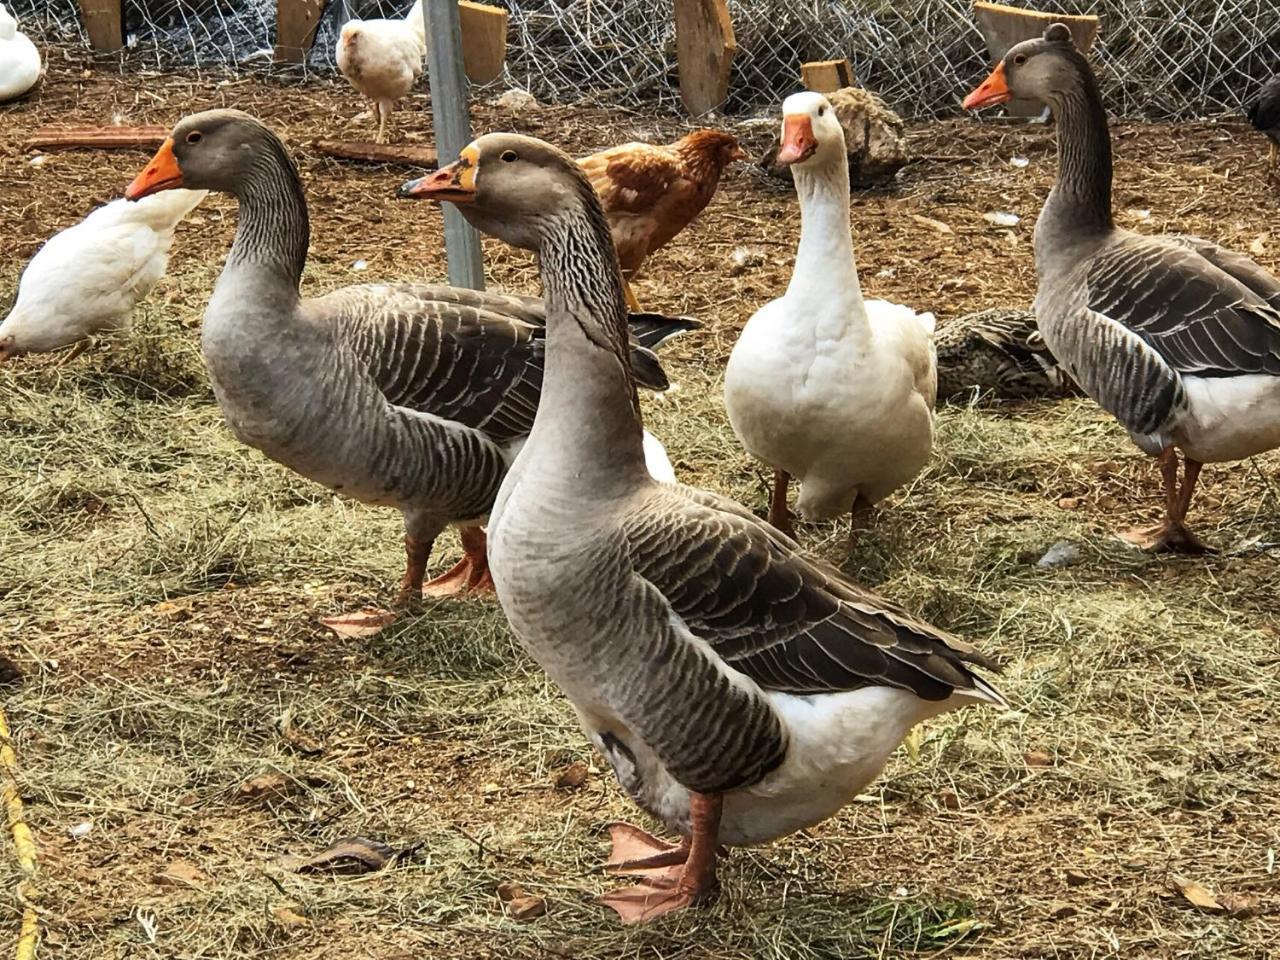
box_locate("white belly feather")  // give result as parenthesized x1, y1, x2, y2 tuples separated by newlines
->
(1176, 373, 1280, 463)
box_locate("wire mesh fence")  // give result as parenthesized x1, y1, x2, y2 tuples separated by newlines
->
(10, 1, 1280, 119)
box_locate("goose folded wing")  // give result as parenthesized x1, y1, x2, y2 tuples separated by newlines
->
(1168, 236, 1280, 311)
(320, 284, 548, 445)
(623, 486, 1002, 704)
(1085, 239, 1280, 379)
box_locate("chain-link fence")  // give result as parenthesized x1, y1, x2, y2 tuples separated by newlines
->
(10, 1, 1280, 119)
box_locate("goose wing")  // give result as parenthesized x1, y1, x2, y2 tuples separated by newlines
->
(319, 284, 547, 444)
(318, 284, 695, 444)
(1084, 236, 1280, 380)
(1168, 235, 1280, 310)
(623, 484, 1004, 704)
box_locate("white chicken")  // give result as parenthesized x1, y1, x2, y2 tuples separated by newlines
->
(335, 0, 427, 144)
(0, 2, 41, 102)
(0, 189, 207, 364)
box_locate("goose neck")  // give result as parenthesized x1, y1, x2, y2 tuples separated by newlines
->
(1044, 65, 1114, 235)
(225, 140, 310, 297)
(532, 204, 648, 485)
(788, 162, 863, 305)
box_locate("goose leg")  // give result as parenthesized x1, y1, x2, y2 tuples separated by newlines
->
(847, 493, 875, 550)
(598, 793, 722, 924)
(1121, 448, 1214, 554)
(58, 339, 93, 366)
(622, 279, 642, 313)
(395, 533, 434, 605)
(421, 526, 495, 598)
(768, 469, 795, 538)
(318, 532, 432, 636)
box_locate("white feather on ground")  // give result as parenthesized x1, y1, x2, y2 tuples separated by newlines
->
(0, 189, 207, 362)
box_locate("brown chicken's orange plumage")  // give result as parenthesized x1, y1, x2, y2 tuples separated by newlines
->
(578, 130, 746, 308)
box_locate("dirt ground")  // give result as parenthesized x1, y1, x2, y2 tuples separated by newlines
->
(1, 49, 1279, 960)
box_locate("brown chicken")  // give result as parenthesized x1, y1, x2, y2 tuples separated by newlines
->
(578, 130, 746, 309)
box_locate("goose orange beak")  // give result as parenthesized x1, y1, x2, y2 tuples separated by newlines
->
(963, 62, 1013, 110)
(776, 115, 817, 165)
(126, 138, 183, 200)
(397, 146, 478, 203)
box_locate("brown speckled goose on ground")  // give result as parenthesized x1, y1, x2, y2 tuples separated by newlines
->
(935, 307, 1077, 402)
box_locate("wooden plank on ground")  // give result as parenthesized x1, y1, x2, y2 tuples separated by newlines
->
(801, 59, 854, 93)
(25, 126, 168, 151)
(674, 0, 736, 116)
(75, 0, 124, 53)
(973, 2, 1100, 116)
(459, 1, 508, 85)
(275, 0, 325, 64)
(313, 139, 439, 168)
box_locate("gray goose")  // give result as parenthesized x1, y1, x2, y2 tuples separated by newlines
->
(965, 24, 1280, 553)
(399, 135, 1005, 924)
(123, 109, 692, 616)
(935, 308, 1077, 402)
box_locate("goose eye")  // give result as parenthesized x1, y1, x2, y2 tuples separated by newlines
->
(186, 131, 203, 144)
(1012, 53, 1027, 66)
(817, 106, 826, 117)
(500, 150, 518, 163)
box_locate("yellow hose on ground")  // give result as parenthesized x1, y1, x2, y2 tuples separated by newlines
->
(0, 705, 37, 960)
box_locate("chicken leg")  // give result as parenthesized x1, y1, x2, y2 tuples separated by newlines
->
(768, 469, 796, 538)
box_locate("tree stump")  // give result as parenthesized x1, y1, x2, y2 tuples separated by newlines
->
(674, 0, 736, 116)
(973, 2, 1099, 117)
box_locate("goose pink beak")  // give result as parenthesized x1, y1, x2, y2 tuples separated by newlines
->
(776, 115, 817, 165)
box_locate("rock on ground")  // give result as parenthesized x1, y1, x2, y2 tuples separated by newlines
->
(761, 86, 909, 187)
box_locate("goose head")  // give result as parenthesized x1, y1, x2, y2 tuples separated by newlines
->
(397, 133, 599, 252)
(775, 91, 846, 169)
(126, 109, 281, 200)
(963, 23, 1085, 113)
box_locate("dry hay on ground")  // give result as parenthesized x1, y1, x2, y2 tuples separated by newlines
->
(1, 49, 1278, 960)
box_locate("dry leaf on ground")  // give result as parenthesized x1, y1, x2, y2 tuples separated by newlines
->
(279, 836, 396, 876)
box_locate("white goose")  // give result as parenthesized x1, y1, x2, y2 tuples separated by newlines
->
(724, 92, 937, 544)
(406, 133, 1005, 924)
(0, 190, 207, 363)
(0, 3, 40, 102)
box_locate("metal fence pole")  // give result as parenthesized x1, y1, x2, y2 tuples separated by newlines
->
(423, 0, 485, 290)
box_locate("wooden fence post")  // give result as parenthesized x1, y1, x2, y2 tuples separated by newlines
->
(275, 0, 325, 64)
(674, 0, 736, 116)
(458, 1, 508, 85)
(801, 59, 854, 93)
(75, 0, 124, 53)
